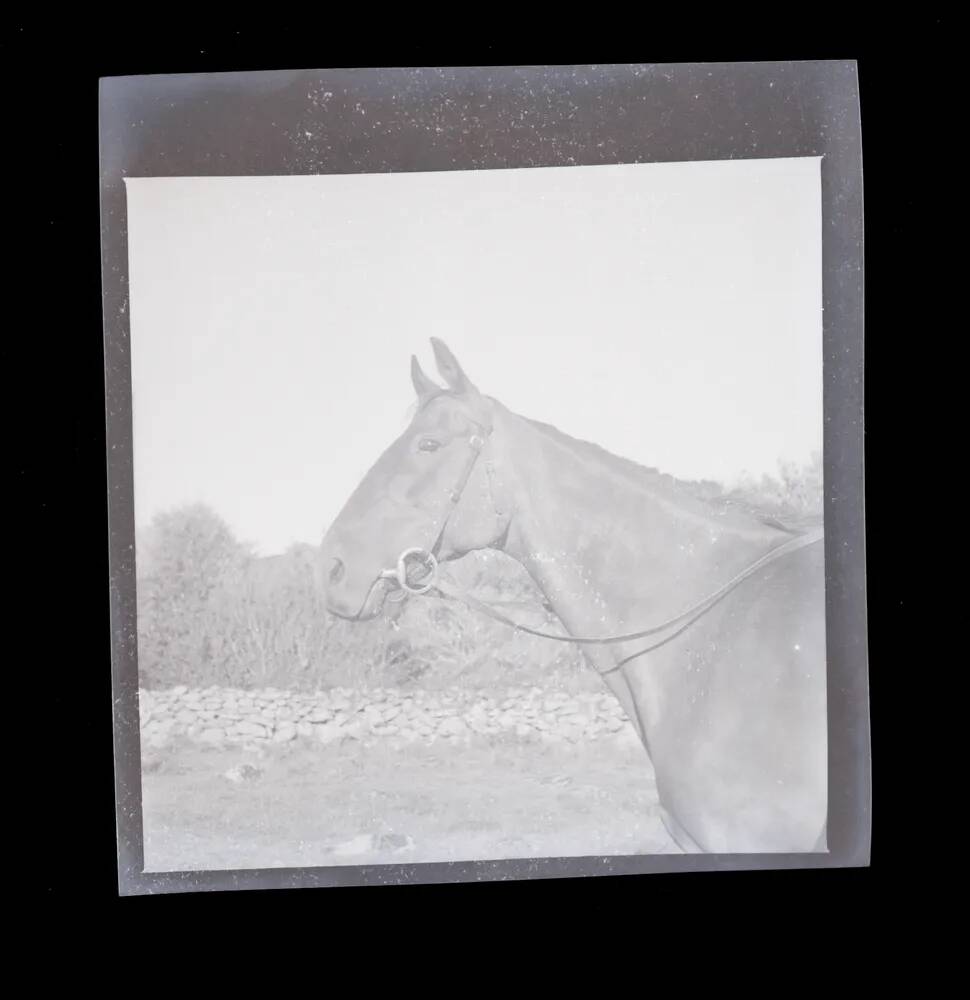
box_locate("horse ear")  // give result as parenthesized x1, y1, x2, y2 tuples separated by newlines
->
(430, 338, 477, 394)
(410, 355, 441, 399)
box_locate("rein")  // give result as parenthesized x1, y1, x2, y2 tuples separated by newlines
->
(377, 423, 825, 677)
(431, 527, 824, 676)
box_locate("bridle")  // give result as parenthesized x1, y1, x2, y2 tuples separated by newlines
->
(378, 419, 492, 600)
(375, 420, 824, 677)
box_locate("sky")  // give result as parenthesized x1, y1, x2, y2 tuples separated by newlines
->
(126, 157, 822, 556)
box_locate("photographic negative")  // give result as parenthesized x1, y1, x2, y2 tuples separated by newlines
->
(102, 63, 869, 893)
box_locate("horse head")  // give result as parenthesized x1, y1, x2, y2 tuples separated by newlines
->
(317, 339, 510, 620)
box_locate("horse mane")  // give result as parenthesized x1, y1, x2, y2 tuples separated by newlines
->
(520, 414, 822, 536)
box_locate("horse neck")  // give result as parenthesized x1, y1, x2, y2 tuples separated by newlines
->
(490, 404, 789, 633)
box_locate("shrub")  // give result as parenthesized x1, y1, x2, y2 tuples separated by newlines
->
(723, 451, 824, 522)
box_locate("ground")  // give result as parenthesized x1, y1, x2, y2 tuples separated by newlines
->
(141, 732, 678, 871)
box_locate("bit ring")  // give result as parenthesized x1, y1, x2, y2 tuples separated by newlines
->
(394, 547, 438, 595)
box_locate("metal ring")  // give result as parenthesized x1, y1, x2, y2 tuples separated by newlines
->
(395, 547, 438, 594)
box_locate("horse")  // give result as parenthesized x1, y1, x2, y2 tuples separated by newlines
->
(316, 338, 827, 854)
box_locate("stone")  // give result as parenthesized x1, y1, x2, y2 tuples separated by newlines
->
(332, 833, 375, 856)
(382, 705, 402, 722)
(438, 717, 468, 738)
(314, 722, 342, 744)
(223, 764, 261, 784)
(176, 709, 196, 724)
(296, 722, 314, 739)
(232, 720, 269, 739)
(273, 722, 297, 743)
(375, 832, 414, 853)
(306, 708, 333, 723)
(199, 728, 225, 744)
(172, 685, 188, 696)
(515, 724, 533, 738)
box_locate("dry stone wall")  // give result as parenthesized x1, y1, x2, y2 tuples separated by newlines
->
(139, 685, 637, 749)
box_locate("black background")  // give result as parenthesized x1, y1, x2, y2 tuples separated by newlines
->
(12, 19, 937, 948)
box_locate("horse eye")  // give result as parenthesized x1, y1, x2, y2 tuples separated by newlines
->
(418, 438, 441, 453)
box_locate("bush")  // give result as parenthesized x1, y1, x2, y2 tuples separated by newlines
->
(722, 451, 824, 522)
(137, 504, 251, 687)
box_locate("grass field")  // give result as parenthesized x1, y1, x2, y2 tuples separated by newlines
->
(141, 731, 678, 871)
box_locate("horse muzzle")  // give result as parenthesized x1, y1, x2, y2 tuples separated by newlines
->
(322, 548, 438, 620)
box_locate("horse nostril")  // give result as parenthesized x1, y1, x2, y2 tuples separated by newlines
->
(329, 558, 345, 585)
